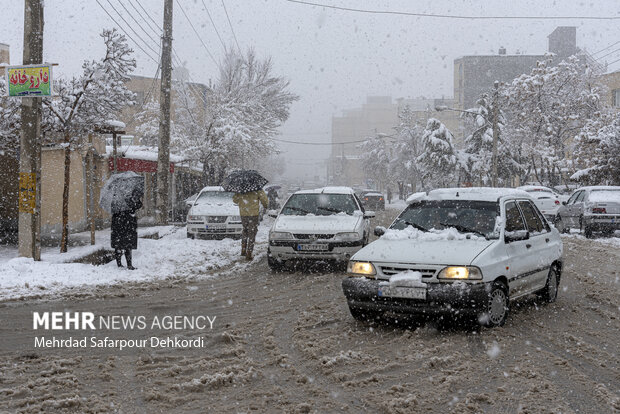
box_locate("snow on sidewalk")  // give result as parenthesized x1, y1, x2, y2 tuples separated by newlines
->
(0, 222, 270, 301)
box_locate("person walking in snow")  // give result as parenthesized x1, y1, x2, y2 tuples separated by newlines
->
(111, 188, 143, 270)
(387, 187, 393, 204)
(233, 189, 268, 260)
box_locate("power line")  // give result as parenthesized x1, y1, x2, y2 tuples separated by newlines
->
(595, 46, 620, 61)
(134, 0, 163, 34)
(175, 0, 220, 68)
(104, 0, 160, 57)
(119, 0, 162, 49)
(591, 40, 620, 56)
(270, 136, 386, 145)
(96, 0, 159, 64)
(131, 0, 163, 39)
(221, 0, 242, 55)
(284, 0, 620, 20)
(201, 0, 227, 51)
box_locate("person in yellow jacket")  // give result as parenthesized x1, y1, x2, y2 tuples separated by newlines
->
(232, 189, 268, 260)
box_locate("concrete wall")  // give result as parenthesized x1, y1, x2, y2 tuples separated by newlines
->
(600, 71, 620, 110)
(0, 43, 10, 64)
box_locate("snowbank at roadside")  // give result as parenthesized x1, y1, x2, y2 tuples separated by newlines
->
(0, 223, 270, 301)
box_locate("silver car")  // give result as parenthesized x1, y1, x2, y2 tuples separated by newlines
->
(554, 186, 620, 238)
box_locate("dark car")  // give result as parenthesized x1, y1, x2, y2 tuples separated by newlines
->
(357, 190, 385, 211)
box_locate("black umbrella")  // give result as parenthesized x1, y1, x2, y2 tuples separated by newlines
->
(221, 170, 268, 193)
(99, 172, 145, 214)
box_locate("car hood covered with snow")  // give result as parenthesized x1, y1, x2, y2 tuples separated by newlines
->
(189, 202, 239, 217)
(352, 227, 495, 265)
(273, 214, 361, 234)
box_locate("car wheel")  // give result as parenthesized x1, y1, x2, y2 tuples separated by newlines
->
(267, 255, 285, 271)
(481, 282, 509, 328)
(187, 233, 194, 239)
(554, 215, 568, 234)
(348, 305, 381, 322)
(537, 266, 559, 303)
(579, 216, 594, 238)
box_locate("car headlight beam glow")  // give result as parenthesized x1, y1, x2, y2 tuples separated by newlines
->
(347, 261, 376, 277)
(437, 266, 482, 280)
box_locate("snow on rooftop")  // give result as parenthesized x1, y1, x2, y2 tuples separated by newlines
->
(407, 187, 532, 203)
(199, 186, 225, 192)
(104, 119, 126, 129)
(296, 186, 355, 195)
(105, 145, 186, 163)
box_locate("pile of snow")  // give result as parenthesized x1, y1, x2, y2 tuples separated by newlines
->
(382, 226, 485, 241)
(0, 223, 270, 301)
(388, 270, 426, 289)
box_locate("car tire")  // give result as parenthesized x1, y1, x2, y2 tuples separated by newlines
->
(187, 233, 194, 239)
(537, 266, 559, 303)
(480, 281, 509, 328)
(579, 216, 594, 238)
(348, 305, 381, 322)
(267, 255, 285, 271)
(554, 215, 569, 234)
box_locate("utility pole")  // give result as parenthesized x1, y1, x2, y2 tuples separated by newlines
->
(156, 0, 173, 225)
(18, 0, 44, 260)
(491, 81, 499, 188)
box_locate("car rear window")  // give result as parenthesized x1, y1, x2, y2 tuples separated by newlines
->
(589, 190, 620, 203)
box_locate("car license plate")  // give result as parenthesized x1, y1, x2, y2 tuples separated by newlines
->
(378, 286, 426, 300)
(206, 225, 225, 230)
(297, 244, 328, 251)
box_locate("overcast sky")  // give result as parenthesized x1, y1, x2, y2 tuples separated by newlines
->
(1, 0, 619, 182)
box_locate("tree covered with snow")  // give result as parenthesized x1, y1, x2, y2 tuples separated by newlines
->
(43, 29, 136, 252)
(172, 49, 298, 185)
(504, 55, 606, 186)
(358, 133, 393, 190)
(462, 92, 523, 186)
(417, 118, 457, 189)
(391, 105, 425, 196)
(571, 112, 620, 185)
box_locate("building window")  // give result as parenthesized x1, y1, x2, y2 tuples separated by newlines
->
(613, 89, 620, 108)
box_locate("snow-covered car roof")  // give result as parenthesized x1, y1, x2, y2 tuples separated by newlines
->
(199, 186, 225, 192)
(294, 186, 356, 195)
(575, 186, 620, 192)
(406, 187, 533, 204)
(362, 192, 383, 197)
(516, 185, 557, 193)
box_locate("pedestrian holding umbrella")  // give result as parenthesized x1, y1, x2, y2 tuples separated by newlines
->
(100, 172, 144, 269)
(224, 170, 268, 260)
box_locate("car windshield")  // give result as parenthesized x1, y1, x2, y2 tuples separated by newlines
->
(281, 193, 359, 216)
(195, 191, 234, 204)
(391, 200, 500, 238)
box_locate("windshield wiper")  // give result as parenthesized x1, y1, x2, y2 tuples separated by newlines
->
(316, 206, 344, 214)
(285, 206, 310, 215)
(440, 222, 488, 239)
(398, 220, 427, 232)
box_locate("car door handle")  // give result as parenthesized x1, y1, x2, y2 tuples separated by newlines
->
(526, 243, 532, 249)
(545, 238, 549, 243)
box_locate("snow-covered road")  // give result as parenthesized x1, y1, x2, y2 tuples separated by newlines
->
(0, 211, 618, 412)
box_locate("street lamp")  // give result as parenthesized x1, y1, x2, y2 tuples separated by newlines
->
(435, 81, 500, 187)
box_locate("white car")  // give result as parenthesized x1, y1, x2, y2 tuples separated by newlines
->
(342, 187, 563, 327)
(516, 185, 562, 220)
(186, 186, 242, 239)
(554, 186, 620, 237)
(268, 187, 375, 269)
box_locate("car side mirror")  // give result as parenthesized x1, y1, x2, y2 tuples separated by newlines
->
(374, 226, 386, 237)
(364, 211, 375, 218)
(267, 209, 279, 218)
(504, 230, 529, 243)
(562, 201, 567, 205)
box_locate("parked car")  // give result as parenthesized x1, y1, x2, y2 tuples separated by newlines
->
(516, 185, 562, 220)
(554, 186, 620, 238)
(186, 186, 243, 239)
(268, 187, 375, 269)
(357, 189, 385, 211)
(342, 187, 563, 327)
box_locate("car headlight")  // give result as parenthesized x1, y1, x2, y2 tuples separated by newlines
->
(229, 215, 241, 222)
(437, 266, 482, 280)
(335, 232, 361, 241)
(270, 231, 293, 240)
(188, 215, 203, 221)
(347, 261, 376, 277)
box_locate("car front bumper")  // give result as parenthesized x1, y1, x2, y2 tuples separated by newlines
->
(341, 277, 491, 316)
(187, 222, 243, 237)
(269, 240, 364, 261)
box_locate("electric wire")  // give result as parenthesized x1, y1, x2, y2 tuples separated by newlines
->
(104, 0, 160, 57)
(201, 0, 227, 51)
(284, 0, 620, 20)
(221, 0, 242, 55)
(591, 40, 620, 56)
(175, 0, 220, 68)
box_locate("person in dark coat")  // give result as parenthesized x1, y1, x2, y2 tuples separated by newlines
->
(267, 188, 279, 210)
(111, 189, 143, 269)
